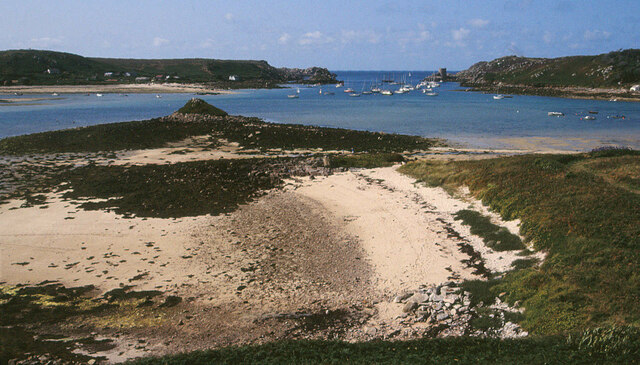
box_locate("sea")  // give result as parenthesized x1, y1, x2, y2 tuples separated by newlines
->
(1, 71, 639, 151)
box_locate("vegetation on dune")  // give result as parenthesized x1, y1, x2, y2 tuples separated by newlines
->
(125, 334, 639, 364)
(453, 209, 524, 251)
(399, 148, 640, 334)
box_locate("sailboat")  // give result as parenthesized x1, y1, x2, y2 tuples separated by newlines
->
(361, 81, 373, 95)
(288, 88, 300, 98)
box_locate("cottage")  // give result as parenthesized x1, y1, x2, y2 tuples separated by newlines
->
(135, 76, 151, 82)
(229, 75, 239, 81)
(104, 72, 113, 77)
(46, 68, 60, 74)
(631, 85, 640, 92)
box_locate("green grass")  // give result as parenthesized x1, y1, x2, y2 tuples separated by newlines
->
(125, 335, 637, 364)
(453, 209, 524, 251)
(399, 150, 640, 335)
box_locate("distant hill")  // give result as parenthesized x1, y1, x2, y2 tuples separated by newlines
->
(456, 49, 640, 88)
(0, 49, 337, 87)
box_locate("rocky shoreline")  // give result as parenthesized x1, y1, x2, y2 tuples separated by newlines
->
(458, 83, 640, 102)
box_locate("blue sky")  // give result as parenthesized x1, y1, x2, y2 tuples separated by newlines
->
(1, 0, 638, 70)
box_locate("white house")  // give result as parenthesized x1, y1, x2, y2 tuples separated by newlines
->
(631, 85, 640, 92)
(229, 75, 239, 81)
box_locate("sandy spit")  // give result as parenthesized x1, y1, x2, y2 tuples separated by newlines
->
(0, 83, 232, 95)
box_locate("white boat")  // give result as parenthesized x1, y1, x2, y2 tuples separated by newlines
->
(582, 116, 596, 120)
(287, 94, 299, 99)
(349, 93, 361, 97)
(381, 90, 393, 95)
(96, 93, 103, 97)
(371, 87, 381, 93)
(52, 92, 59, 96)
(344, 88, 354, 93)
(493, 94, 505, 100)
(548, 112, 564, 117)
(336, 82, 344, 88)
(425, 92, 438, 96)
(156, 94, 162, 98)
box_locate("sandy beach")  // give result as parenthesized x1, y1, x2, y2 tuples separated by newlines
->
(0, 137, 536, 361)
(0, 83, 231, 95)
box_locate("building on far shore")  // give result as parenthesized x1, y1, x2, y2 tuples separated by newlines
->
(631, 84, 640, 92)
(229, 75, 239, 81)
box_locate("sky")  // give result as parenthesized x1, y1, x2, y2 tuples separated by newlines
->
(1, 0, 638, 70)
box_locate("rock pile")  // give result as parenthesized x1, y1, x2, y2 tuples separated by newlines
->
(393, 282, 528, 339)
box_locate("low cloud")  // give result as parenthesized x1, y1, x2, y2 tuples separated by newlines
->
(298, 31, 334, 46)
(278, 33, 291, 45)
(584, 29, 611, 41)
(452, 28, 470, 41)
(200, 38, 215, 48)
(341, 30, 381, 44)
(469, 18, 490, 28)
(29, 37, 63, 48)
(153, 37, 169, 47)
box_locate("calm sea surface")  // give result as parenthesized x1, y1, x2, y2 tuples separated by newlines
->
(1, 71, 639, 150)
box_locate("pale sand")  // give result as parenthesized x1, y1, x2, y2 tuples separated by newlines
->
(295, 167, 481, 294)
(0, 83, 232, 95)
(0, 192, 212, 294)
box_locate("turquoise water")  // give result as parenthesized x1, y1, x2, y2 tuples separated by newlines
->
(1, 71, 639, 150)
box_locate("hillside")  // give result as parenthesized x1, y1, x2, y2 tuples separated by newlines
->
(457, 49, 640, 88)
(0, 49, 338, 87)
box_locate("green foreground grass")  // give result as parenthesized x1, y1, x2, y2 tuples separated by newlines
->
(126, 326, 640, 364)
(399, 148, 640, 335)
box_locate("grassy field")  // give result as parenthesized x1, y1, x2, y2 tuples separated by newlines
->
(399, 148, 640, 335)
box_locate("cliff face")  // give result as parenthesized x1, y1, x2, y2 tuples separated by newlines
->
(456, 49, 640, 88)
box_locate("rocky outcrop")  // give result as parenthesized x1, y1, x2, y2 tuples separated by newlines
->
(392, 282, 528, 339)
(455, 56, 547, 85)
(278, 67, 338, 84)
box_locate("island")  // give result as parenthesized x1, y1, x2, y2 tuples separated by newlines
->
(0, 49, 339, 94)
(454, 49, 640, 101)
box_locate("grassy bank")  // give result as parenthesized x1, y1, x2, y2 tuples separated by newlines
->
(125, 334, 639, 364)
(399, 148, 640, 334)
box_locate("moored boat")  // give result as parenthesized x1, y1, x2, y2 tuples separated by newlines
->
(548, 112, 564, 117)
